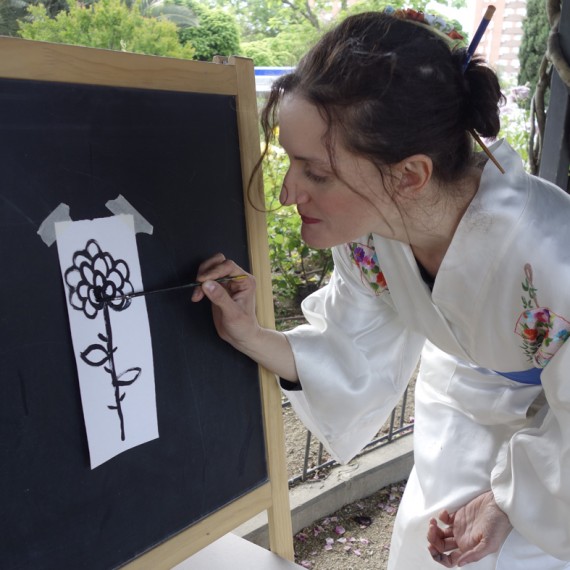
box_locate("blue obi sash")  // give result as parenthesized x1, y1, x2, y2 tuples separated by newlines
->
(494, 368, 542, 385)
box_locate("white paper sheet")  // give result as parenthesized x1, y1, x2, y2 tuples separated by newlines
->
(55, 215, 158, 469)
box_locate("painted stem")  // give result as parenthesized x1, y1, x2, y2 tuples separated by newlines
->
(103, 303, 126, 441)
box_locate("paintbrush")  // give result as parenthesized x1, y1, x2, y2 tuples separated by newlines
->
(107, 275, 248, 302)
(461, 6, 505, 174)
(462, 5, 496, 72)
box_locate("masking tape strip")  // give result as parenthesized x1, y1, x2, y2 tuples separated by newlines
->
(105, 195, 153, 235)
(37, 203, 72, 247)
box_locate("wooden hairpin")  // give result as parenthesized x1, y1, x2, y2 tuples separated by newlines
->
(464, 6, 505, 174)
(469, 129, 506, 174)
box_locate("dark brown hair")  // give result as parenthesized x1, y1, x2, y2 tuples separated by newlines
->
(257, 11, 504, 187)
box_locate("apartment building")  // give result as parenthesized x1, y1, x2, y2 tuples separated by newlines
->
(471, 0, 527, 79)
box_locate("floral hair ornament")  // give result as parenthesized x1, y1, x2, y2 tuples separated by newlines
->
(383, 6, 465, 42)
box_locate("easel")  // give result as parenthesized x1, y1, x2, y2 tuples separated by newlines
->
(0, 37, 297, 568)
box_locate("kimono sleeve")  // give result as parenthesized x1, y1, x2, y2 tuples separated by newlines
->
(491, 340, 570, 560)
(282, 245, 425, 465)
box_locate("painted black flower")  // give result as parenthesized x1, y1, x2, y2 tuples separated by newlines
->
(64, 239, 133, 319)
(63, 237, 140, 441)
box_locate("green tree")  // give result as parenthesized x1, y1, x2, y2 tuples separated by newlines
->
(203, 0, 331, 40)
(236, 0, 467, 65)
(202, 0, 468, 41)
(18, 0, 195, 58)
(136, 0, 198, 30)
(239, 40, 283, 66)
(518, 0, 550, 96)
(2, 0, 69, 36)
(39, 0, 69, 15)
(346, 0, 404, 13)
(178, 1, 240, 61)
(1, 0, 27, 35)
(241, 21, 320, 66)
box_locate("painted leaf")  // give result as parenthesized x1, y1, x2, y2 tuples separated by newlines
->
(116, 367, 142, 386)
(80, 344, 110, 366)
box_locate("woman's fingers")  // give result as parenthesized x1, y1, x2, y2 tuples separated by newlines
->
(196, 254, 248, 282)
(191, 254, 248, 302)
(427, 516, 463, 567)
(200, 279, 240, 315)
(427, 518, 457, 552)
(195, 252, 230, 275)
(200, 274, 258, 348)
(438, 510, 455, 526)
(428, 546, 461, 568)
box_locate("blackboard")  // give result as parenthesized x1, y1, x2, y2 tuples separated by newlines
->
(0, 39, 292, 569)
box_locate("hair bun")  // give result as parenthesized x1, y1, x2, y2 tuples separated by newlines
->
(456, 53, 504, 138)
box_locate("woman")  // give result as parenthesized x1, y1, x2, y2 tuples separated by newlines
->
(191, 11, 570, 569)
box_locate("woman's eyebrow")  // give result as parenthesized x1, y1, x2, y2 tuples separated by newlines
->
(278, 139, 331, 166)
(292, 154, 330, 166)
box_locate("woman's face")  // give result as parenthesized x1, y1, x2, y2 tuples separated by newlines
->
(278, 94, 400, 249)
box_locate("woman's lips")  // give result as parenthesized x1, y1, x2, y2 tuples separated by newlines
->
(300, 214, 320, 224)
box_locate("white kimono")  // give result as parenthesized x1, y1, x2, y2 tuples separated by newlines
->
(282, 141, 570, 569)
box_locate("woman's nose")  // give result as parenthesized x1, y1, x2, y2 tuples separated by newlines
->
(279, 173, 307, 206)
(279, 182, 293, 206)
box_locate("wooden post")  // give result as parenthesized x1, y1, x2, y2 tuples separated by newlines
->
(231, 55, 295, 561)
(539, 0, 570, 191)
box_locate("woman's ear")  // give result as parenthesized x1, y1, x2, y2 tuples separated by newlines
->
(395, 155, 433, 195)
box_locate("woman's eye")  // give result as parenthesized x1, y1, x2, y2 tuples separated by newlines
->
(304, 166, 328, 184)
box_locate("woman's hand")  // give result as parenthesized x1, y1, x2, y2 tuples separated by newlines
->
(427, 491, 512, 567)
(192, 253, 299, 381)
(191, 253, 258, 350)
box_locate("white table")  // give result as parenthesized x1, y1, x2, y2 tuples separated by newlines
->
(173, 533, 304, 569)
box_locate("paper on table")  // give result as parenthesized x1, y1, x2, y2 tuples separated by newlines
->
(55, 214, 158, 469)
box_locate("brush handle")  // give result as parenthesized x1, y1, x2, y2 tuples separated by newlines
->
(462, 5, 496, 72)
(118, 275, 247, 301)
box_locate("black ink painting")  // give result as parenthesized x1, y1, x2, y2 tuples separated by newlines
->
(64, 239, 141, 441)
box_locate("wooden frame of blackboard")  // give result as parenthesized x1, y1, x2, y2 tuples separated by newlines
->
(0, 37, 294, 567)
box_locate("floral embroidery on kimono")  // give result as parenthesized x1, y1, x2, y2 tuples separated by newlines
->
(346, 235, 388, 295)
(514, 263, 570, 367)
